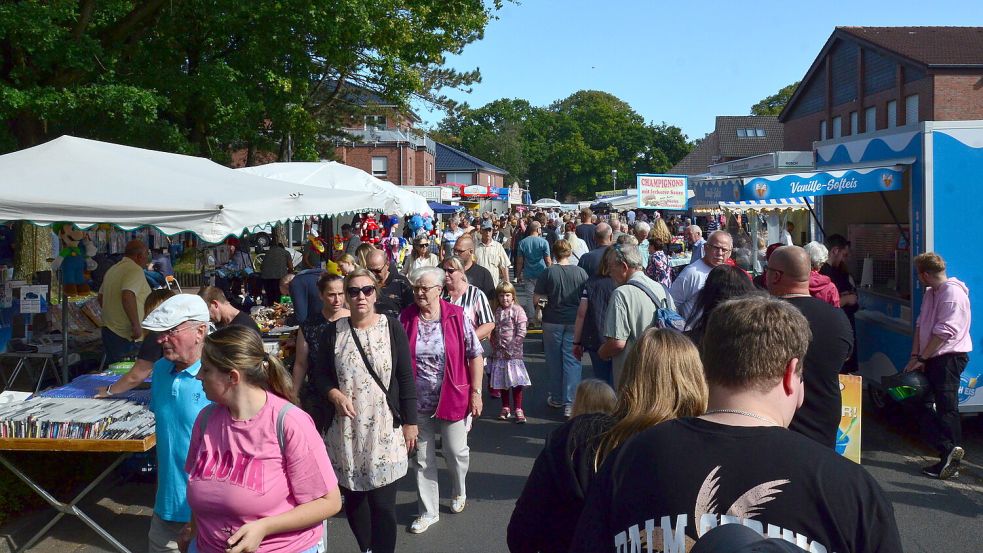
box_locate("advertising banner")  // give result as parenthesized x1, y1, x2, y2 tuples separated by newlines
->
(741, 166, 903, 201)
(837, 374, 862, 464)
(637, 174, 688, 210)
(689, 178, 743, 206)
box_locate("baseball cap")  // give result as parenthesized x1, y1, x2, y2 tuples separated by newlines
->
(142, 294, 211, 331)
(691, 524, 807, 553)
(481, 219, 494, 230)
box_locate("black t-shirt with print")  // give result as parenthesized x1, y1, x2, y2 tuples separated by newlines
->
(571, 418, 901, 553)
(785, 296, 854, 448)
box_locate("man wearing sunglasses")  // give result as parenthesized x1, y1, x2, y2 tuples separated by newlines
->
(454, 234, 497, 302)
(366, 249, 414, 318)
(669, 230, 734, 319)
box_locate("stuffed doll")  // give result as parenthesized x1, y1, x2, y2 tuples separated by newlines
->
(51, 223, 97, 296)
(361, 213, 381, 244)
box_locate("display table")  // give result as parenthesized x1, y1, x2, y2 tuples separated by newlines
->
(0, 352, 64, 394)
(0, 434, 156, 553)
(668, 254, 692, 268)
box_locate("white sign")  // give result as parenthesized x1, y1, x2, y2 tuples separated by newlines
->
(2, 280, 26, 309)
(637, 174, 688, 210)
(20, 285, 47, 314)
(709, 151, 815, 176)
(462, 185, 490, 196)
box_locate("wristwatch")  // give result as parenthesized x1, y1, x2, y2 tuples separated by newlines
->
(471, 387, 482, 395)
(105, 383, 114, 396)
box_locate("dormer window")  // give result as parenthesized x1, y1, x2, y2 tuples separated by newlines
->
(364, 115, 386, 130)
(737, 128, 766, 138)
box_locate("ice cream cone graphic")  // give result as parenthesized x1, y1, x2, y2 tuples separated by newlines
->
(882, 174, 893, 188)
(755, 182, 768, 199)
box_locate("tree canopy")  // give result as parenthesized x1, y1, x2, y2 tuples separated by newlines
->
(0, 0, 503, 161)
(434, 91, 691, 201)
(750, 82, 800, 116)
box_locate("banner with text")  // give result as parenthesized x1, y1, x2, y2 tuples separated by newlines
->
(637, 174, 688, 210)
(741, 166, 904, 201)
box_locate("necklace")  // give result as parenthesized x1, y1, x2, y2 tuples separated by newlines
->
(704, 408, 780, 426)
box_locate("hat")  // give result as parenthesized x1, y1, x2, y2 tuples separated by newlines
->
(691, 524, 807, 553)
(481, 219, 494, 230)
(142, 294, 211, 331)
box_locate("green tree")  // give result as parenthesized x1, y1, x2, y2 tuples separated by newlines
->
(750, 82, 800, 116)
(0, 1, 504, 161)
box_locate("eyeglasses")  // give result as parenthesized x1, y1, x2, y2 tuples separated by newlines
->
(346, 286, 376, 298)
(159, 324, 199, 340)
(413, 284, 440, 293)
(444, 267, 458, 274)
(708, 243, 733, 254)
(368, 267, 385, 276)
(414, 243, 428, 248)
(453, 249, 470, 255)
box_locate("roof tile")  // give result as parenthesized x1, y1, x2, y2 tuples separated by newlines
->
(837, 26, 983, 67)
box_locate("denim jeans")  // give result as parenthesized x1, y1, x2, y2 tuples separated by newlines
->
(542, 322, 581, 405)
(587, 348, 613, 388)
(101, 327, 137, 365)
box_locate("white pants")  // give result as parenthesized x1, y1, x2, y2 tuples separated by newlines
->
(414, 414, 470, 518)
(148, 513, 185, 553)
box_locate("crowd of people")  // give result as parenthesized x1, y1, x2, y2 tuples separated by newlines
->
(88, 204, 972, 553)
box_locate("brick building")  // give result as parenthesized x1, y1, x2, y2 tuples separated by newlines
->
(435, 142, 507, 189)
(780, 27, 983, 149)
(670, 115, 785, 175)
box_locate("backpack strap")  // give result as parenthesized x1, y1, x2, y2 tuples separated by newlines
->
(626, 279, 669, 310)
(276, 403, 296, 456)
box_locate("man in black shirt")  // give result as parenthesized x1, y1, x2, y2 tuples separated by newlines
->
(577, 222, 613, 278)
(366, 249, 413, 318)
(452, 235, 496, 301)
(767, 246, 853, 448)
(575, 208, 597, 250)
(820, 234, 859, 372)
(199, 286, 262, 335)
(571, 295, 900, 553)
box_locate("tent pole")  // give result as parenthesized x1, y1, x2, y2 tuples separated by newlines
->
(802, 197, 826, 240)
(60, 269, 69, 384)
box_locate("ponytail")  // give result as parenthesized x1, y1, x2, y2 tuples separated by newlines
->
(203, 326, 298, 405)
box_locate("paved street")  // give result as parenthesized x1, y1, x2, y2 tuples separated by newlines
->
(1, 333, 981, 553)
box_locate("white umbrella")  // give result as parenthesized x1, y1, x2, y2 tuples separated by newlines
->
(0, 136, 376, 243)
(239, 161, 433, 217)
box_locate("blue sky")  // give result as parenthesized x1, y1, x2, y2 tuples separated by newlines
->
(417, 0, 982, 141)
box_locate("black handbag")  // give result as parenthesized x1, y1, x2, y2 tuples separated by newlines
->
(349, 325, 404, 429)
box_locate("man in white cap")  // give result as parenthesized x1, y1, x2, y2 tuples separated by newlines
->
(141, 294, 213, 553)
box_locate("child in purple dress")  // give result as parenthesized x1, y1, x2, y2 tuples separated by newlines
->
(489, 282, 531, 423)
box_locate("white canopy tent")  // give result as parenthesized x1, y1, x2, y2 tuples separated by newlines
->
(0, 136, 377, 243)
(238, 161, 433, 217)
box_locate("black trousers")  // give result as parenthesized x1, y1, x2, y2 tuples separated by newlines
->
(923, 352, 969, 455)
(263, 278, 282, 305)
(340, 479, 400, 553)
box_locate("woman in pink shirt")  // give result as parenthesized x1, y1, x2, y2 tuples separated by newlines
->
(184, 326, 341, 553)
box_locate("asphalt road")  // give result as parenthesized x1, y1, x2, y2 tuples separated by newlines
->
(1, 334, 981, 553)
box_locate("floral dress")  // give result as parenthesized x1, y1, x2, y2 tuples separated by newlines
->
(488, 305, 532, 389)
(324, 316, 408, 491)
(645, 249, 672, 288)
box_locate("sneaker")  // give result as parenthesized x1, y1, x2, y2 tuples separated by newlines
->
(498, 407, 512, 420)
(451, 495, 466, 513)
(940, 446, 965, 479)
(515, 409, 526, 424)
(409, 514, 439, 534)
(547, 395, 563, 409)
(563, 405, 572, 418)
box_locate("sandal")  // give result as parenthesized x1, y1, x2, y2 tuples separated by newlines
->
(498, 407, 511, 420)
(515, 409, 526, 424)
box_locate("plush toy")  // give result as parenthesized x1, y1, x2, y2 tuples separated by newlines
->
(51, 223, 97, 296)
(361, 213, 381, 244)
(407, 214, 433, 238)
(381, 218, 407, 265)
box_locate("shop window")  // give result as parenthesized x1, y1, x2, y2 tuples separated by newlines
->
(371, 156, 388, 178)
(820, 120, 827, 141)
(850, 111, 858, 135)
(832, 116, 842, 139)
(906, 95, 919, 125)
(865, 107, 876, 133)
(887, 100, 897, 128)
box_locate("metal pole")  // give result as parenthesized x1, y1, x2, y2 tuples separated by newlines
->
(802, 197, 826, 240)
(60, 269, 68, 384)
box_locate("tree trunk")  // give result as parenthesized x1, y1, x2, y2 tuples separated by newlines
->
(9, 112, 45, 149)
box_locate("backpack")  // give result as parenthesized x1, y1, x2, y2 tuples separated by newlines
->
(626, 279, 686, 331)
(197, 402, 295, 455)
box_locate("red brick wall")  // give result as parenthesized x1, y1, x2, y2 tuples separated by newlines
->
(334, 144, 435, 185)
(934, 74, 983, 120)
(413, 149, 436, 185)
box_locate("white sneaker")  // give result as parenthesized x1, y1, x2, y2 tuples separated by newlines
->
(409, 514, 439, 534)
(451, 495, 466, 513)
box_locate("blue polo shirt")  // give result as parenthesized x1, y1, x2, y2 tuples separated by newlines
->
(149, 357, 210, 522)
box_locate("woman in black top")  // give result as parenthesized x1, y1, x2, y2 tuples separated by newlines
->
(293, 273, 349, 426)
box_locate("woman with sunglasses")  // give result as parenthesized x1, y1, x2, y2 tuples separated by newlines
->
(402, 236, 439, 276)
(400, 266, 484, 534)
(311, 268, 417, 553)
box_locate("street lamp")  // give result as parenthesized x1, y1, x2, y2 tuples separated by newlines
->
(611, 169, 617, 192)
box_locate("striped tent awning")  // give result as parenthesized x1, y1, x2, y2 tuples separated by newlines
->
(718, 197, 814, 211)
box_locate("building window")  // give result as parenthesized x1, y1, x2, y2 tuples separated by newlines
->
(371, 156, 388, 178)
(850, 111, 858, 135)
(364, 115, 386, 130)
(865, 106, 876, 133)
(755, 128, 766, 137)
(820, 120, 827, 141)
(832, 116, 842, 139)
(906, 94, 919, 125)
(737, 128, 746, 138)
(736, 128, 766, 138)
(445, 172, 474, 186)
(887, 100, 897, 128)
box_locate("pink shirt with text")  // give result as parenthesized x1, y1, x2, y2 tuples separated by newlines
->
(185, 392, 337, 553)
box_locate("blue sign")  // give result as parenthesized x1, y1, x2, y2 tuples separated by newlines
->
(741, 166, 904, 201)
(690, 178, 743, 205)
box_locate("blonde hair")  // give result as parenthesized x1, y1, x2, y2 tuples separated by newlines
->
(202, 325, 297, 404)
(355, 243, 375, 268)
(144, 289, 176, 314)
(648, 219, 673, 249)
(337, 253, 357, 267)
(495, 281, 517, 298)
(595, 329, 708, 467)
(571, 379, 617, 418)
